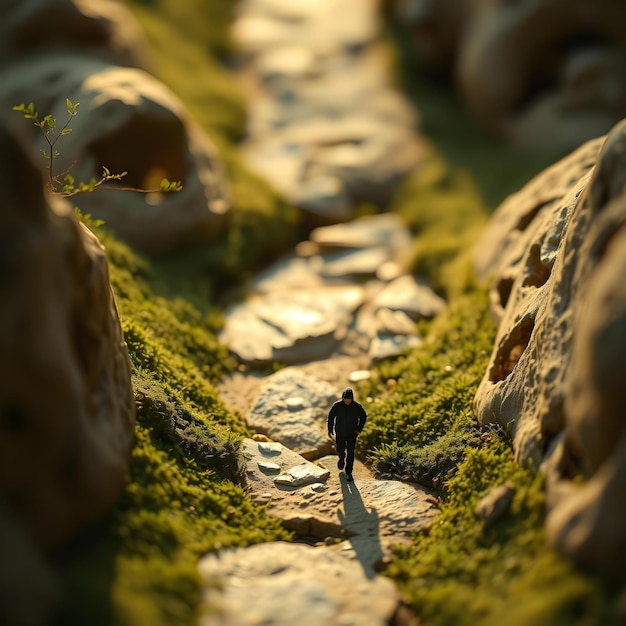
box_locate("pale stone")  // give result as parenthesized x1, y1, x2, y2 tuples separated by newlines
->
(244, 440, 439, 574)
(369, 334, 422, 362)
(311, 212, 413, 252)
(220, 285, 364, 366)
(371, 274, 447, 320)
(246, 369, 338, 459)
(274, 463, 330, 487)
(198, 542, 399, 626)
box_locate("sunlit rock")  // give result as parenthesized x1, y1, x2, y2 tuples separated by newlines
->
(242, 440, 439, 574)
(220, 285, 364, 365)
(474, 118, 626, 582)
(246, 369, 338, 458)
(199, 542, 399, 626)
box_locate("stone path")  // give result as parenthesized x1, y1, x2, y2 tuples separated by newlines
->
(200, 1, 441, 624)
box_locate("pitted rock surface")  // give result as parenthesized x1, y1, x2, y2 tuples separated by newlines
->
(198, 541, 399, 626)
(246, 369, 338, 459)
(474, 118, 626, 582)
(233, 0, 424, 218)
(243, 439, 439, 575)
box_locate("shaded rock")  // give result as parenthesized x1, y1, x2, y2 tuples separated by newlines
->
(220, 285, 364, 366)
(0, 127, 135, 547)
(198, 541, 399, 626)
(546, 137, 626, 582)
(0, 54, 230, 255)
(246, 369, 338, 459)
(475, 483, 515, 526)
(1, 0, 152, 70)
(0, 502, 59, 626)
(458, 0, 626, 151)
(58, 60, 229, 254)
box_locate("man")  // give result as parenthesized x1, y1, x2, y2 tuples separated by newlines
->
(327, 387, 367, 482)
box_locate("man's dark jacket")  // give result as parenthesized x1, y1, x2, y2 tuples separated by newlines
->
(327, 400, 367, 438)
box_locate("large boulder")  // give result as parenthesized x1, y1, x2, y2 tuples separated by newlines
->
(0, 56, 230, 254)
(473, 118, 626, 582)
(387, 0, 626, 152)
(0, 127, 135, 548)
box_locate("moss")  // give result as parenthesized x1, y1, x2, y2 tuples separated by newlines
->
(381, 437, 609, 625)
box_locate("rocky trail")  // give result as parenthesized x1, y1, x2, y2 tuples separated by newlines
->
(200, 1, 442, 624)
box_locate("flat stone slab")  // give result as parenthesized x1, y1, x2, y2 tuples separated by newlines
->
(198, 541, 399, 626)
(244, 440, 439, 573)
(246, 368, 339, 459)
(220, 285, 364, 365)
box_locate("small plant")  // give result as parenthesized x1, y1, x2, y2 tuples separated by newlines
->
(13, 99, 183, 197)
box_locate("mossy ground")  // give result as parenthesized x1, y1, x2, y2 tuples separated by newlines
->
(54, 2, 614, 625)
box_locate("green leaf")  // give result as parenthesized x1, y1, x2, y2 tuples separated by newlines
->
(60, 128, 72, 136)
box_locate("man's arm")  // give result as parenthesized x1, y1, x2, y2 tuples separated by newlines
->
(357, 404, 367, 432)
(327, 405, 336, 436)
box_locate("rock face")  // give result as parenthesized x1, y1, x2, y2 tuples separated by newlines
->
(0, 0, 230, 255)
(0, 127, 135, 548)
(473, 118, 626, 582)
(387, 0, 626, 152)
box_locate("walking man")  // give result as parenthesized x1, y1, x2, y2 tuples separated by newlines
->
(327, 387, 367, 482)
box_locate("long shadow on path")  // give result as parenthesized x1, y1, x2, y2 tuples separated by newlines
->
(338, 474, 383, 580)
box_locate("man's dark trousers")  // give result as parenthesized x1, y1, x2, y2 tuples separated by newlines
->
(336, 435, 357, 474)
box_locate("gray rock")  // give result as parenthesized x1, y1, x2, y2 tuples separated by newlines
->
(198, 541, 399, 626)
(246, 369, 338, 458)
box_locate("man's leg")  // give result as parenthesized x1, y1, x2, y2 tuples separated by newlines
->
(345, 437, 357, 478)
(336, 437, 347, 470)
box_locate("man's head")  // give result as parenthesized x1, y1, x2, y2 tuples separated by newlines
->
(341, 387, 354, 404)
